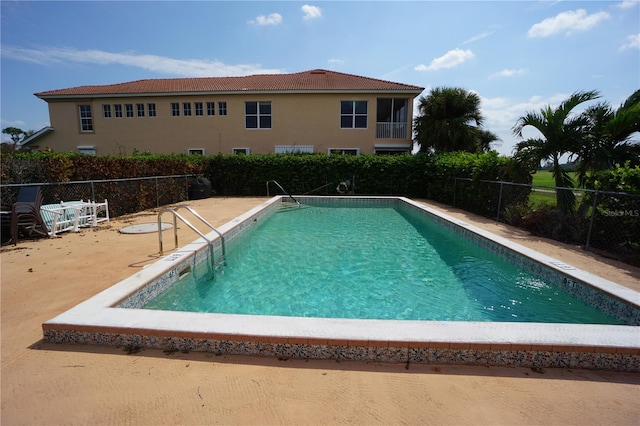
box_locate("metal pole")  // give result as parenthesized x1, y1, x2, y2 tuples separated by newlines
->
(453, 178, 457, 208)
(496, 182, 504, 222)
(585, 190, 599, 251)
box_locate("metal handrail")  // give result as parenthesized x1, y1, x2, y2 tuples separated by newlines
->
(157, 205, 226, 269)
(266, 180, 300, 206)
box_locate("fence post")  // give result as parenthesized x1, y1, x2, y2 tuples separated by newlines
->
(91, 181, 96, 201)
(585, 189, 599, 251)
(496, 181, 504, 222)
(453, 178, 457, 208)
(155, 177, 159, 208)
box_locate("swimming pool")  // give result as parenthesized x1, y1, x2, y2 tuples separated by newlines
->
(43, 196, 640, 371)
(143, 203, 622, 325)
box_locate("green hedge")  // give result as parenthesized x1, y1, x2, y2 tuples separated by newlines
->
(580, 163, 640, 262)
(1, 150, 530, 210)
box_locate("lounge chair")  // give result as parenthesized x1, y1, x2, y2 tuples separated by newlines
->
(10, 187, 49, 244)
(61, 199, 110, 227)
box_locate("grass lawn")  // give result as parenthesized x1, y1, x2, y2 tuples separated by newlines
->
(529, 171, 581, 208)
(531, 170, 578, 187)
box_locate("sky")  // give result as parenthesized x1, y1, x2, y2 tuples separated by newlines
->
(1, 0, 639, 155)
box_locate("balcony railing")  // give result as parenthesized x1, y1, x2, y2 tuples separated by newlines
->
(376, 122, 408, 139)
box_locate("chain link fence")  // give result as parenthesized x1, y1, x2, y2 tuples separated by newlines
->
(1, 174, 196, 218)
(453, 178, 640, 266)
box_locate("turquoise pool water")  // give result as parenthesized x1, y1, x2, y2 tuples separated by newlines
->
(144, 204, 621, 324)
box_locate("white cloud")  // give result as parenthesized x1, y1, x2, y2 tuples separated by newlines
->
(249, 13, 282, 26)
(489, 68, 528, 79)
(1, 119, 27, 128)
(415, 48, 474, 72)
(327, 58, 344, 66)
(301, 5, 322, 21)
(527, 9, 610, 38)
(618, 0, 639, 9)
(462, 31, 494, 45)
(480, 93, 571, 155)
(619, 34, 640, 51)
(0, 45, 284, 77)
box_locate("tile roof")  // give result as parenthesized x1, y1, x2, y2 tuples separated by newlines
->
(35, 69, 424, 98)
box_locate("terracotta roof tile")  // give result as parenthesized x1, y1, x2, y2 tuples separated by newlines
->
(35, 69, 424, 98)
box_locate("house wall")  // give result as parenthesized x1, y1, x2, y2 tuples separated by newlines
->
(37, 92, 416, 155)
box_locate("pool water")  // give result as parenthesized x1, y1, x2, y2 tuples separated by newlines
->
(144, 204, 621, 324)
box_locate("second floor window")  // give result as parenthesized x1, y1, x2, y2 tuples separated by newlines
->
(245, 101, 271, 129)
(171, 103, 180, 116)
(183, 102, 191, 116)
(114, 104, 122, 118)
(103, 104, 111, 118)
(207, 102, 215, 115)
(125, 104, 134, 118)
(340, 101, 367, 129)
(79, 105, 93, 132)
(137, 104, 145, 117)
(195, 102, 203, 116)
(148, 103, 156, 117)
(218, 101, 227, 115)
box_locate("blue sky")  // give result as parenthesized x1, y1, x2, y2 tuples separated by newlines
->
(1, 0, 638, 155)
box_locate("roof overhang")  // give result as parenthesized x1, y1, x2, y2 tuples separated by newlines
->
(21, 126, 54, 146)
(37, 89, 424, 101)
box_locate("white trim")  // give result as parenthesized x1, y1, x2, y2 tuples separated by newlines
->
(187, 148, 205, 155)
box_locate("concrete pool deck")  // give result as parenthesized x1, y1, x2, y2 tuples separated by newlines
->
(2, 197, 639, 424)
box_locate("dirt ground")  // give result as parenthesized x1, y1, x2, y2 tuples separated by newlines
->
(1, 197, 639, 425)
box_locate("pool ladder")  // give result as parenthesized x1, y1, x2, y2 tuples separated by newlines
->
(158, 205, 226, 274)
(266, 180, 300, 207)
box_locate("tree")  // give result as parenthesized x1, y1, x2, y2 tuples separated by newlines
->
(576, 90, 640, 186)
(512, 90, 600, 216)
(413, 87, 498, 153)
(1, 127, 34, 153)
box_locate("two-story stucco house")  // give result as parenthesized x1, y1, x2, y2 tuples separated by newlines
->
(25, 69, 424, 156)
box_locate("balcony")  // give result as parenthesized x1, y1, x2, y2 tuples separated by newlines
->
(376, 122, 408, 139)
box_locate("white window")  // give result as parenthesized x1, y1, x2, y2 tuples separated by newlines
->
(340, 101, 367, 129)
(188, 148, 205, 155)
(232, 147, 250, 155)
(218, 101, 227, 115)
(328, 148, 360, 156)
(195, 102, 203, 116)
(171, 103, 180, 116)
(136, 103, 145, 117)
(77, 146, 96, 155)
(125, 104, 134, 118)
(274, 145, 314, 154)
(147, 103, 156, 117)
(78, 105, 93, 132)
(102, 104, 111, 118)
(207, 102, 215, 115)
(183, 102, 191, 116)
(114, 104, 123, 118)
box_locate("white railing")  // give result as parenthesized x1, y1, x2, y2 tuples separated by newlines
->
(376, 122, 408, 139)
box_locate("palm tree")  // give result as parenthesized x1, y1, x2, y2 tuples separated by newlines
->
(576, 90, 640, 186)
(414, 87, 496, 153)
(512, 90, 600, 215)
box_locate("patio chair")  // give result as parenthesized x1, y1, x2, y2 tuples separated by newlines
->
(10, 186, 49, 244)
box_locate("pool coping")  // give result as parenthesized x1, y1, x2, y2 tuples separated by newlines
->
(43, 196, 640, 371)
